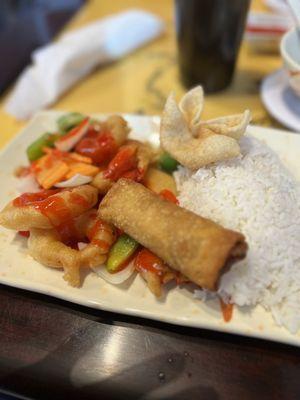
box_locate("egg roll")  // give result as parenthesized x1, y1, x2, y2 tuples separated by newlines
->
(98, 179, 247, 290)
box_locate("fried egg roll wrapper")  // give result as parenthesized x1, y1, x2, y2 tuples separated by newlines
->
(98, 179, 247, 290)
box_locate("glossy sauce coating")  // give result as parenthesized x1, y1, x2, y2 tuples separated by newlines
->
(76, 131, 117, 165)
(135, 249, 165, 278)
(104, 146, 137, 181)
(12, 190, 93, 243)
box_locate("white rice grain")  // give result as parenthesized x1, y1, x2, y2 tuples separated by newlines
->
(175, 136, 300, 333)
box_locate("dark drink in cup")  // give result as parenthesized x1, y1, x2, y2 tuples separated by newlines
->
(175, 0, 250, 92)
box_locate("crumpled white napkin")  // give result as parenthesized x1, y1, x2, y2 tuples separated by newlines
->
(5, 9, 164, 120)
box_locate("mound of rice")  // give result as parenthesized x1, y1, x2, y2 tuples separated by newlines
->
(174, 136, 300, 334)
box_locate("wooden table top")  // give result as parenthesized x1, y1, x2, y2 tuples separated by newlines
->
(1, 1, 300, 399)
(0, 0, 282, 148)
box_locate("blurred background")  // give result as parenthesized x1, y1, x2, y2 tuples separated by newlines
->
(0, 0, 298, 144)
(0, 0, 85, 93)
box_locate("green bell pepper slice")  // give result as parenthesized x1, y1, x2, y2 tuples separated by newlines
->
(26, 132, 59, 162)
(106, 234, 139, 273)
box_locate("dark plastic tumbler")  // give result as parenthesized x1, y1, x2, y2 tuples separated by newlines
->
(175, 0, 250, 92)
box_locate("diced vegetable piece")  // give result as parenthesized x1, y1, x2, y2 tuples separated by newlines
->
(143, 167, 177, 195)
(134, 248, 165, 275)
(65, 162, 99, 179)
(57, 112, 86, 133)
(26, 133, 59, 162)
(159, 189, 179, 204)
(54, 174, 92, 188)
(69, 152, 92, 164)
(36, 160, 69, 189)
(55, 118, 90, 152)
(106, 234, 139, 273)
(158, 152, 179, 173)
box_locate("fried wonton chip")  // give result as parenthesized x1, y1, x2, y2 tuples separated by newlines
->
(160, 86, 251, 169)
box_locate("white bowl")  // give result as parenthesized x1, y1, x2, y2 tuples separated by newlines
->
(280, 27, 300, 96)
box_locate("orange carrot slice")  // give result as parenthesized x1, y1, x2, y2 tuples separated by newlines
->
(65, 163, 99, 179)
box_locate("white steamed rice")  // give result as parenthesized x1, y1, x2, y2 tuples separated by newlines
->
(174, 136, 300, 334)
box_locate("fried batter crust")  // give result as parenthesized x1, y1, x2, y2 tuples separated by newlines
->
(99, 179, 247, 290)
(0, 185, 98, 230)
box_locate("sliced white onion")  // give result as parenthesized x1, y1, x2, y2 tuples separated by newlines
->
(55, 118, 89, 152)
(78, 242, 88, 250)
(16, 174, 40, 194)
(54, 174, 92, 188)
(91, 262, 136, 285)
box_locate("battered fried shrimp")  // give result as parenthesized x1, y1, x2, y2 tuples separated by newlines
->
(92, 141, 154, 194)
(91, 172, 113, 194)
(28, 228, 81, 287)
(134, 248, 187, 297)
(76, 210, 116, 268)
(0, 185, 98, 231)
(105, 115, 129, 146)
(140, 270, 162, 297)
(128, 140, 155, 173)
(139, 269, 179, 297)
(28, 211, 116, 286)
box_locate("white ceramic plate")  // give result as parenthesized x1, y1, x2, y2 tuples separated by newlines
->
(261, 68, 300, 133)
(1, 111, 300, 346)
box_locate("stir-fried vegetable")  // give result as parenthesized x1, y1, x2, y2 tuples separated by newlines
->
(158, 152, 179, 174)
(26, 133, 59, 162)
(159, 189, 178, 204)
(134, 248, 165, 275)
(31, 148, 99, 189)
(55, 118, 90, 152)
(57, 112, 86, 134)
(106, 233, 139, 273)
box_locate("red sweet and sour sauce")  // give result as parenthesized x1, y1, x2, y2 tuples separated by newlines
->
(13, 190, 60, 207)
(159, 189, 179, 205)
(12, 190, 89, 244)
(219, 299, 234, 323)
(86, 218, 115, 251)
(76, 131, 117, 165)
(103, 145, 137, 181)
(134, 249, 165, 277)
